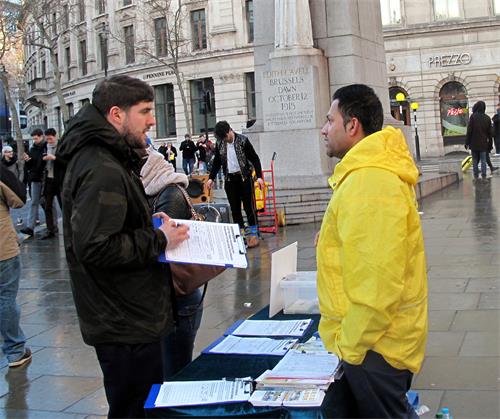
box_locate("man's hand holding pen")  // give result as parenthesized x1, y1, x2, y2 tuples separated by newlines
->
(154, 212, 190, 250)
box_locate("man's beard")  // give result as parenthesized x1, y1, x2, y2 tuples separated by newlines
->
(123, 130, 147, 149)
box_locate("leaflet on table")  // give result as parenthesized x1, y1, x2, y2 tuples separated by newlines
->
(265, 349, 340, 379)
(255, 370, 332, 391)
(202, 334, 297, 356)
(154, 379, 252, 407)
(153, 218, 247, 268)
(225, 319, 313, 338)
(249, 388, 326, 407)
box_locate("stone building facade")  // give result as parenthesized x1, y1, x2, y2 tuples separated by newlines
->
(382, 0, 500, 156)
(23, 0, 256, 145)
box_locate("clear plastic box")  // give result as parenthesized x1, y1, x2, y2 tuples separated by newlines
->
(279, 271, 319, 314)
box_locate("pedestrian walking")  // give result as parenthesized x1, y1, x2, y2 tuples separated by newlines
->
(1, 145, 21, 178)
(207, 121, 263, 248)
(465, 101, 493, 180)
(492, 102, 500, 156)
(20, 129, 47, 237)
(55, 75, 189, 418)
(179, 134, 196, 175)
(0, 160, 32, 368)
(317, 84, 427, 418)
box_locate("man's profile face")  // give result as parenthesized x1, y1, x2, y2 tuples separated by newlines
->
(121, 101, 155, 149)
(321, 100, 353, 159)
(32, 134, 43, 144)
(45, 135, 57, 145)
(3, 149, 13, 160)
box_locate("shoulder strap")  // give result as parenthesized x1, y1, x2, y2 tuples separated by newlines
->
(175, 184, 204, 221)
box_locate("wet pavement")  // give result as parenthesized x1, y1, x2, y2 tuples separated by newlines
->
(1, 169, 499, 418)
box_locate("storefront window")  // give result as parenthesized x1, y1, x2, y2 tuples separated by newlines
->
(380, 0, 401, 26)
(439, 81, 468, 145)
(495, 0, 500, 15)
(154, 84, 177, 138)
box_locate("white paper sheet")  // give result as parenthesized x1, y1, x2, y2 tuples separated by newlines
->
(154, 380, 252, 407)
(269, 242, 298, 317)
(162, 220, 247, 268)
(231, 319, 312, 337)
(268, 349, 340, 379)
(207, 335, 297, 356)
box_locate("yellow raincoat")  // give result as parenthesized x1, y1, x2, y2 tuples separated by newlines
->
(317, 126, 428, 374)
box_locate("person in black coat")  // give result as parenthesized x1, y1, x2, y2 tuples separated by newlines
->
(465, 101, 492, 179)
(492, 103, 500, 156)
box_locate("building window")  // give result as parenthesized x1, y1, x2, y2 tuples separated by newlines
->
(246, 0, 254, 43)
(190, 78, 215, 134)
(124, 25, 135, 64)
(41, 60, 46, 78)
(65, 46, 71, 80)
(123, 0, 132, 6)
(434, 0, 460, 20)
(63, 4, 69, 29)
(389, 87, 410, 125)
(439, 81, 468, 145)
(80, 98, 90, 107)
(245, 72, 256, 120)
(78, 0, 85, 22)
(96, 0, 105, 15)
(99, 33, 108, 74)
(154, 84, 176, 138)
(495, 0, 500, 15)
(380, 0, 401, 25)
(67, 103, 74, 119)
(191, 9, 207, 50)
(79, 39, 87, 75)
(154, 17, 167, 57)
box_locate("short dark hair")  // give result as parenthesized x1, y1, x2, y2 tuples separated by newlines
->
(214, 121, 231, 140)
(332, 84, 383, 136)
(31, 128, 43, 137)
(92, 75, 154, 116)
(44, 128, 57, 136)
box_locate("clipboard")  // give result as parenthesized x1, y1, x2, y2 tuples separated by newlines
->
(153, 218, 247, 268)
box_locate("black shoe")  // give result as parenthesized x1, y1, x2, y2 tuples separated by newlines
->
(9, 348, 32, 368)
(39, 231, 56, 240)
(20, 227, 34, 236)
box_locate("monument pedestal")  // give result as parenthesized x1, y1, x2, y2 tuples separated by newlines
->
(247, 47, 331, 189)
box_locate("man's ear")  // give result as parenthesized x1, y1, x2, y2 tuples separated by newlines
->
(348, 117, 365, 138)
(107, 106, 125, 128)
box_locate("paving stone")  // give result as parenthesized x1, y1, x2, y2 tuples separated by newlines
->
(479, 293, 500, 309)
(425, 332, 465, 356)
(440, 390, 500, 418)
(459, 332, 500, 356)
(428, 311, 456, 331)
(428, 293, 480, 311)
(415, 389, 444, 418)
(451, 310, 500, 332)
(64, 388, 108, 415)
(427, 278, 468, 293)
(466, 278, 500, 293)
(413, 357, 500, 390)
(0, 375, 102, 412)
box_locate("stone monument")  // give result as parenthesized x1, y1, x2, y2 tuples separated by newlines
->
(246, 0, 396, 222)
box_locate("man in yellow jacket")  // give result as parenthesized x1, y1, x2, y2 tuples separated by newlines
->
(317, 84, 427, 418)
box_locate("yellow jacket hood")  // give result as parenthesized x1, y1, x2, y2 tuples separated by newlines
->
(330, 126, 418, 190)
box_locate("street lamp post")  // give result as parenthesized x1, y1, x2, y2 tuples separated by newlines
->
(411, 102, 421, 161)
(395, 92, 406, 123)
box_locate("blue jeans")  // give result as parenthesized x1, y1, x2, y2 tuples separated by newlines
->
(0, 255, 26, 363)
(472, 151, 487, 178)
(182, 158, 195, 175)
(27, 181, 42, 229)
(162, 287, 203, 379)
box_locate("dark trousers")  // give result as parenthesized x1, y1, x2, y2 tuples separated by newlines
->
(95, 342, 163, 418)
(42, 177, 61, 234)
(224, 173, 257, 228)
(162, 288, 203, 379)
(324, 351, 418, 419)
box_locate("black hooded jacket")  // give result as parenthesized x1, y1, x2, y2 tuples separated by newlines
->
(56, 104, 172, 346)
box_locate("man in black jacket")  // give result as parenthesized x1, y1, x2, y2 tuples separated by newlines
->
(56, 75, 189, 418)
(207, 121, 264, 248)
(20, 128, 46, 236)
